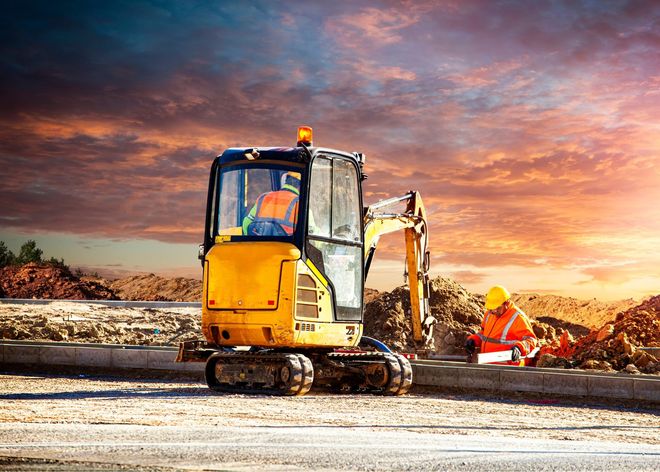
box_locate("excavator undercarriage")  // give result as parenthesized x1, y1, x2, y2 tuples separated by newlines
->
(178, 342, 413, 396)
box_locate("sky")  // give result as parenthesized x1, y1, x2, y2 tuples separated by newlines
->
(1, 0, 659, 300)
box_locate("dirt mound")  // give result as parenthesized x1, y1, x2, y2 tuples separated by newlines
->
(364, 288, 380, 304)
(108, 274, 202, 302)
(365, 277, 483, 354)
(540, 296, 660, 374)
(0, 263, 116, 300)
(0, 265, 203, 302)
(2, 263, 656, 375)
(0, 302, 200, 345)
(364, 276, 561, 356)
(512, 294, 636, 331)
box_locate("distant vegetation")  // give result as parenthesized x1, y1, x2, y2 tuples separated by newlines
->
(0, 239, 70, 272)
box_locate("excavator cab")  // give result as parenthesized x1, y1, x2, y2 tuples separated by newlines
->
(180, 127, 431, 396)
(198, 129, 366, 351)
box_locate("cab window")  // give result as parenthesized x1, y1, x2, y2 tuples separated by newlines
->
(306, 156, 363, 321)
(216, 165, 301, 238)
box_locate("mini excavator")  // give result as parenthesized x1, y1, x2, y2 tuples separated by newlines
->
(177, 127, 435, 395)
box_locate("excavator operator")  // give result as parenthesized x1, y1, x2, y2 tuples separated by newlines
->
(465, 285, 537, 366)
(242, 171, 301, 236)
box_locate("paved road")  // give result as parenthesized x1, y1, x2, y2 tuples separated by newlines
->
(0, 372, 658, 471)
(1, 423, 659, 471)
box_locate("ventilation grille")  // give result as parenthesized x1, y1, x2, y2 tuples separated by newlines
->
(297, 273, 319, 319)
(299, 322, 316, 332)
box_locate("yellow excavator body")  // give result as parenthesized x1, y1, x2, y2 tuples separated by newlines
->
(202, 241, 361, 348)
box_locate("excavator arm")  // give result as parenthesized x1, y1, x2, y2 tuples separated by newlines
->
(363, 191, 435, 353)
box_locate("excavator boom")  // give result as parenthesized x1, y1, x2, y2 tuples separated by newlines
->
(363, 191, 434, 352)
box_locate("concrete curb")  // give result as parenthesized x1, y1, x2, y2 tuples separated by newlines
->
(1, 341, 657, 402)
(0, 341, 204, 373)
(411, 360, 660, 402)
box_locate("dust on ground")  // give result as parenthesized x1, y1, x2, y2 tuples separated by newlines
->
(0, 373, 657, 445)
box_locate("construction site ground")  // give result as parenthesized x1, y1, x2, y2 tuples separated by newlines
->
(1, 263, 658, 375)
(0, 371, 658, 471)
(1, 264, 659, 469)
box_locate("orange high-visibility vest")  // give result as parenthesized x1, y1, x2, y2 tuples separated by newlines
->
(254, 189, 298, 235)
(467, 303, 537, 366)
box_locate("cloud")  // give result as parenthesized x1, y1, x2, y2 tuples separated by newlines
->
(325, 6, 422, 47)
(448, 270, 486, 284)
(1, 0, 659, 298)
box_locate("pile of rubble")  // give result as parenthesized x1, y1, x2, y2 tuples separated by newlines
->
(538, 295, 660, 374)
(0, 263, 116, 300)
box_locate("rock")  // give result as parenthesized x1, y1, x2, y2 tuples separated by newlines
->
(624, 364, 640, 374)
(596, 324, 614, 342)
(2, 326, 18, 339)
(579, 359, 614, 371)
(533, 324, 547, 338)
(50, 330, 68, 342)
(536, 353, 572, 369)
(632, 350, 655, 368)
(616, 332, 635, 355)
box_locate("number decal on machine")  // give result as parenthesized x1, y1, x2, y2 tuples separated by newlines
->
(346, 326, 356, 336)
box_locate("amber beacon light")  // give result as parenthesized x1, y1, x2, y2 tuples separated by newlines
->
(296, 126, 313, 146)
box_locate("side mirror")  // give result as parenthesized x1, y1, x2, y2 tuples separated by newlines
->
(198, 243, 205, 261)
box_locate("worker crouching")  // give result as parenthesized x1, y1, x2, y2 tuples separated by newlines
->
(465, 285, 537, 366)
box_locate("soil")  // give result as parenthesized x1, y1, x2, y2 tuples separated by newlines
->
(0, 263, 201, 302)
(364, 277, 484, 354)
(511, 293, 637, 334)
(0, 263, 116, 300)
(1, 263, 658, 374)
(0, 302, 201, 346)
(105, 274, 201, 302)
(538, 295, 660, 374)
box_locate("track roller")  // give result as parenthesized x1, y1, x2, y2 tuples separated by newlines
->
(205, 351, 314, 396)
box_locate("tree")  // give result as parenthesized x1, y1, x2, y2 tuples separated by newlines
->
(0, 241, 15, 267)
(47, 256, 71, 273)
(16, 240, 43, 265)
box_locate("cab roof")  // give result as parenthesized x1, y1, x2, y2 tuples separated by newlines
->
(217, 146, 360, 165)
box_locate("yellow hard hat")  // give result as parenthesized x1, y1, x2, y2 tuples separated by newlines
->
(286, 171, 301, 180)
(485, 285, 511, 310)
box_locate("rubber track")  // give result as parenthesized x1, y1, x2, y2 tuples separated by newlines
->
(326, 351, 413, 396)
(205, 351, 313, 396)
(392, 353, 413, 395)
(295, 353, 314, 396)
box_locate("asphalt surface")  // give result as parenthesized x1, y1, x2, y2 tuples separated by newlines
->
(1, 423, 659, 471)
(0, 372, 658, 471)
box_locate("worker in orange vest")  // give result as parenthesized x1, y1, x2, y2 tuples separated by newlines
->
(242, 171, 301, 236)
(465, 285, 537, 365)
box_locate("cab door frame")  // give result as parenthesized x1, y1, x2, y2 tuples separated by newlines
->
(304, 152, 365, 322)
